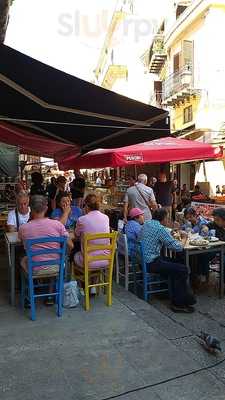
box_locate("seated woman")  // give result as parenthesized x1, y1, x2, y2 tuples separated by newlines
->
(140, 208, 196, 313)
(74, 194, 110, 295)
(125, 208, 144, 258)
(51, 192, 82, 229)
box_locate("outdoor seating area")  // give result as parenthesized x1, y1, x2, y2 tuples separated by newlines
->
(1, 164, 225, 323)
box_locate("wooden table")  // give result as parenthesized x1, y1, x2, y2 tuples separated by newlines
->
(184, 241, 225, 298)
(4, 232, 22, 306)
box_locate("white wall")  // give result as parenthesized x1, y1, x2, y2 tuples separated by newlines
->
(195, 160, 225, 194)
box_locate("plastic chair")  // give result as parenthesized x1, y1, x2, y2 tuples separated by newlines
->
(20, 236, 67, 321)
(73, 232, 118, 311)
(115, 233, 141, 291)
(137, 242, 168, 302)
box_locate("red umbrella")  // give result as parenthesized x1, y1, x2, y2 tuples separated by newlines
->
(59, 137, 223, 170)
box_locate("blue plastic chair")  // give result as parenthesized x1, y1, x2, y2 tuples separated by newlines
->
(20, 236, 67, 321)
(135, 242, 168, 302)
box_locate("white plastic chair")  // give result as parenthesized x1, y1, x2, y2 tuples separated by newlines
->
(115, 232, 141, 290)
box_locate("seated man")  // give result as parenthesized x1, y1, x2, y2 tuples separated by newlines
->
(125, 208, 144, 258)
(197, 208, 225, 280)
(51, 192, 82, 229)
(7, 191, 30, 232)
(140, 208, 196, 313)
(19, 195, 73, 305)
(183, 207, 208, 234)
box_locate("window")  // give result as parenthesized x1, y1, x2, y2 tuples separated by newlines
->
(183, 105, 193, 124)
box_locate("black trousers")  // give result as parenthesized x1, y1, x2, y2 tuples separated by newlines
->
(147, 257, 195, 306)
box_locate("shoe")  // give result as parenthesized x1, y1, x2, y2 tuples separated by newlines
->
(44, 296, 55, 306)
(24, 299, 31, 309)
(90, 287, 97, 296)
(185, 293, 197, 306)
(171, 304, 195, 313)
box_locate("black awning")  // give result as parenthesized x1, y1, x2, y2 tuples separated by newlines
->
(0, 45, 170, 153)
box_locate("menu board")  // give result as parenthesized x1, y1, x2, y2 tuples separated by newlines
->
(191, 202, 225, 218)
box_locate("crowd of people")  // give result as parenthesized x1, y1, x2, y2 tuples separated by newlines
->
(5, 169, 225, 312)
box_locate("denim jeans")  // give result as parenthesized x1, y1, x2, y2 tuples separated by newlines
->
(147, 257, 195, 307)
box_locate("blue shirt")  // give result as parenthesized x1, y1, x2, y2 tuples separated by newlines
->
(140, 220, 183, 264)
(51, 206, 82, 229)
(125, 220, 142, 257)
(182, 216, 208, 234)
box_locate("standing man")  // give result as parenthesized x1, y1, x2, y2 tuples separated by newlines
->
(70, 170, 85, 208)
(123, 174, 157, 222)
(154, 172, 173, 221)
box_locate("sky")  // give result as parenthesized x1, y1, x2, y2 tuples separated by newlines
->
(6, 0, 170, 81)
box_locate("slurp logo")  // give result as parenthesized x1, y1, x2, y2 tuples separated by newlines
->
(58, 9, 157, 46)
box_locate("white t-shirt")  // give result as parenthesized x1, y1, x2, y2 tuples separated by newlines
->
(7, 209, 30, 230)
(96, 177, 102, 186)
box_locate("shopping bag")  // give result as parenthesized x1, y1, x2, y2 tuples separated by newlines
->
(63, 280, 80, 308)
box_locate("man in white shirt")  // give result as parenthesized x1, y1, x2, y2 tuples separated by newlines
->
(7, 191, 30, 232)
(123, 174, 157, 221)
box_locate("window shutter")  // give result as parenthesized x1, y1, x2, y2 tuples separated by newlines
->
(182, 40, 193, 69)
(154, 81, 162, 92)
(173, 53, 180, 73)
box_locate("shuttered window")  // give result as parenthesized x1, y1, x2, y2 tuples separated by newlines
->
(182, 40, 193, 70)
(183, 105, 193, 124)
(173, 53, 180, 73)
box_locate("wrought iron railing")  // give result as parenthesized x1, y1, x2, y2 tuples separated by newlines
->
(162, 65, 193, 100)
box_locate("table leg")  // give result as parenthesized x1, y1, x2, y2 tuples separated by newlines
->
(220, 247, 224, 299)
(185, 250, 191, 273)
(10, 244, 16, 306)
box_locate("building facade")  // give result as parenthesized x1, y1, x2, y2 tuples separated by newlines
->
(93, 0, 152, 104)
(149, 0, 225, 192)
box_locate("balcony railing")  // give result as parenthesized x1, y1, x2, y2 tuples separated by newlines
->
(149, 92, 167, 109)
(161, 65, 202, 106)
(149, 34, 167, 73)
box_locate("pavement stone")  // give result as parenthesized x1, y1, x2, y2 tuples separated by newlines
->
(1, 247, 225, 400)
(155, 370, 225, 400)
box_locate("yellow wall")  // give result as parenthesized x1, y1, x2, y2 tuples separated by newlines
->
(171, 96, 201, 132)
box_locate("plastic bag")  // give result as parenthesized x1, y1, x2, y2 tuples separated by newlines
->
(63, 281, 80, 308)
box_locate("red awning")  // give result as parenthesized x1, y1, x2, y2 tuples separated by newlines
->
(59, 137, 223, 170)
(0, 123, 78, 159)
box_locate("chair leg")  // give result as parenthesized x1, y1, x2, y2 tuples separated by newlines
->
(133, 263, 137, 295)
(57, 276, 63, 317)
(125, 261, 129, 291)
(84, 273, 90, 311)
(143, 276, 149, 302)
(106, 271, 113, 307)
(20, 272, 25, 310)
(115, 251, 119, 284)
(29, 280, 36, 321)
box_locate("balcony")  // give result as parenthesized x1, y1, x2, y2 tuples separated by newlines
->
(149, 92, 165, 109)
(149, 34, 167, 74)
(102, 65, 128, 90)
(162, 66, 200, 106)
